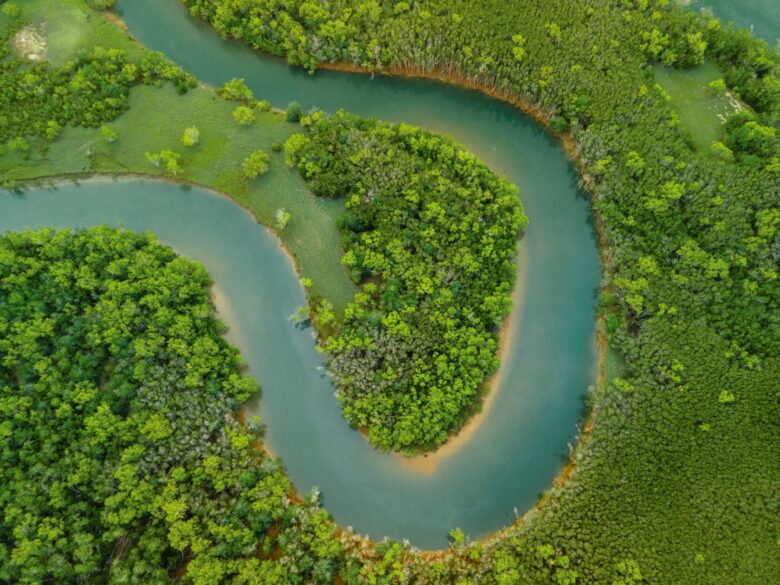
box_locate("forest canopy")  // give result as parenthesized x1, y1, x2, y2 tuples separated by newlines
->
(178, 0, 779, 582)
(0, 227, 341, 584)
(285, 111, 527, 451)
(0, 0, 778, 583)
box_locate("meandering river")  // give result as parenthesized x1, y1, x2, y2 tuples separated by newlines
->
(5, 0, 768, 549)
(108, 0, 603, 549)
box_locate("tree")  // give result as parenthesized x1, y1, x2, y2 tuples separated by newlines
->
(612, 559, 644, 585)
(1, 3, 21, 18)
(145, 149, 183, 176)
(549, 116, 569, 133)
(220, 78, 254, 102)
(706, 78, 727, 96)
(274, 208, 291, 230)
(101, 125, 118, 143)
(45, 120, 62, 140)
(511, 34, 526, 61)
(242, 149, 270, 179)
(181, 126, 200, 146)
(232, 106, 256, 126)
(286, 101, 303, 122)
(545, 22, 562, 44)
(449, 528, 466, 546)
(711, 141, 734, 160)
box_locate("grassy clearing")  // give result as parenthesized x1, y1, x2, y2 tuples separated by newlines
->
(2, 83, 356, 311)
(654, 61, 746, 151)
(602, 345, 626, 384)
(1, 0, 356, 311)
(3, 0, 143, 65)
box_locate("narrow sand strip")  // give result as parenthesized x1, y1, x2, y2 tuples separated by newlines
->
(393, 246, 529, 474)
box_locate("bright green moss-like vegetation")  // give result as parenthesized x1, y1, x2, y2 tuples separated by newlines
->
(0, 7, 356, 313)
(182, 0, 779, 582)
(286, 111, 526, 451)
(1, 0, 779, 582)
(0, 35, 190, 146)
(0, 227, 342, 583)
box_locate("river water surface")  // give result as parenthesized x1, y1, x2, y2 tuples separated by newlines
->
(695, 0, 779, 46)
(6, 0, 778, 548)
(7, 0, 765, 548)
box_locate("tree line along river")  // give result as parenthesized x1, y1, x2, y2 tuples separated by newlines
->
(2, 0, 770, 549)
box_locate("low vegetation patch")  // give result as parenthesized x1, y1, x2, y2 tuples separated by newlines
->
(654, 62, 747, 151)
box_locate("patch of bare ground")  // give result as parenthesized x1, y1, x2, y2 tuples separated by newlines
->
(13, 24, 48, 62)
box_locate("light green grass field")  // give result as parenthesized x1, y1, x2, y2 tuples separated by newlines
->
(654, 62, 746, 152)
(602, 345, 626, 384)
(3, 0, 143, 65)
(1, 1, 356, 312)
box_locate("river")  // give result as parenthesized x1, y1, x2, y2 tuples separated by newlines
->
(113, 0, 777, 551)
(7, 0, 620, 548)
(10, 0, 766, 548)
(695, 0, 779, 47)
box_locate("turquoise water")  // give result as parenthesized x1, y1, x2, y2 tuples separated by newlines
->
(1, 177, 598, 549)
(696, 0, 779, 46)
(91, 0, 601, 548)
(3, 1, 605, 548)
(1, 0, 770, 554)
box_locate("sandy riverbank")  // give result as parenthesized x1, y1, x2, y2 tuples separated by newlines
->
(392, 246, 529, 474)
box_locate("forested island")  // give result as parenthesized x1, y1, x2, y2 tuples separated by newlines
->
(286, 111, 526, 451)
(1, 0, 778, 583)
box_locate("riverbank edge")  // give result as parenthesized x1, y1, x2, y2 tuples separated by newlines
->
(391, 246, 528, 473)
(89, 8, 538, 459)
(3, 172, 300, 452)
(14, 7, 612, 555)
(319, 66, 612, 433)
(313, 61, 613, 557)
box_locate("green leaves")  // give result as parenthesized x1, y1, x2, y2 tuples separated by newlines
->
(0, 227, 306, 583)
(242, 148, 270, 179)
(232, 105, 256, 126)
(288, 112, 526, 451)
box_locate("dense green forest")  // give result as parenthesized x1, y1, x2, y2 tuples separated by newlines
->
(0, 15, 194, 152)
(0, 227, 345, 584)
(180, 0, 780, 582)
(0, 0, 778, 583)
(285, 111, 526, 451)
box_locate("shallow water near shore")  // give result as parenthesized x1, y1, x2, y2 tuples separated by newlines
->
(108, 0, 602, 548)
(695, 0, 779, 46)
(2, 0, 608, 548)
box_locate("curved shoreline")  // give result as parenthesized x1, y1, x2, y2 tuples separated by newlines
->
(317, 60, 611, 484)
(394, 245, 528, 474)
(23, 8, 609, 550)
(7, 171, 304, 290)
(4, 173, 301, 441)
(97, 10, 608, 465)
(311, 61, 611, 553)
(9, 162, 603, 555)
(8, 82, 606, 551)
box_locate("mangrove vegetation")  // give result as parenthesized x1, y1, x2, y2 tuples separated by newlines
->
(0, 0, 778, 583)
